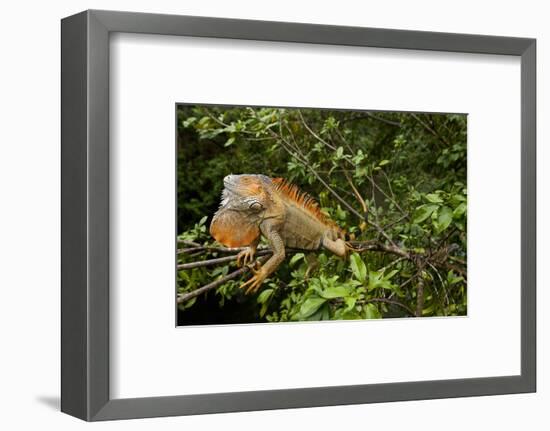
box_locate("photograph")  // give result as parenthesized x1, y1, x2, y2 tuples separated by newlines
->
(176, 105, 467, 325)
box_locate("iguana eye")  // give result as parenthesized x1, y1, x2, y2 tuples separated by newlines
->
(249, 202, 263, 211)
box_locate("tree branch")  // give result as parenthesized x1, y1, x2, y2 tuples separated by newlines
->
(415, 271, 426, 317)
(297, 110, 337, 151)
(348, 240, 411, 259)
(177, 250, 274, 270)
(177, 239, 201, 247)
(364, 298, 415, 316)
(176, 256, 270, 304)
(344, 169, 368, 215)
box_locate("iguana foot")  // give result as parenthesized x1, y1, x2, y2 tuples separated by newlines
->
(240, 269, 267, 294)
(236, 247, 256, 267)
(246, 260, 261, 274)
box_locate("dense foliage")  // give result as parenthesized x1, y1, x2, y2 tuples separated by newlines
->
(177, 105, 467, 324)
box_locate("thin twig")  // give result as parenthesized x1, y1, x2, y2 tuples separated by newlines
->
(344, 170, 368, 215)
(448, 255, 466, 265)
(177, 250, 273, 270)
(367, 173, 407, 217)
(427, 261, 449, 313)
(381, 213, 409, 231)
(380, 169, 397, 205)
(415, 270, 426, 317)
(177, 239, 201, 247)
(398, 273, 418, 291)
(297, 110, 337, 151)
(411, 113, 449, 147)
(364, 298, 415, 316)
(379, 256, 406, 273)
(348, 241, 411, 259)
(204, 111, 257, 135)
(177, 256, 270, 303)
(332, 125, 355, 154)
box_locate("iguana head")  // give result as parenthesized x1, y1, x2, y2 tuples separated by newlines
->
(219, 174, 272, 212)
(210, 174, 271, 247)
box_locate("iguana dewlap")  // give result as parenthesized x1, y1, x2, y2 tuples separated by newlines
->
(210, 174, 347, 293)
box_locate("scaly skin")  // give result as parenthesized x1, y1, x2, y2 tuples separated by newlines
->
(210, 174, 348, 293)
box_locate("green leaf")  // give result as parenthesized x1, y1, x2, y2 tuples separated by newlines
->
(453, 202, 467, 217)
(413, 204, 438, 224)
(365, 303, 381, 319)
(336, 146, 344, 158)
(223, 123, 237, 133)
(179, 296, 197, 310)
(224, 136, 236, 147)
(447, 270, 464, 285)
(289, 253, 305, 267)
(378, 159, 390, 166)
(320, 286, 349, 299)
(257, 288, 274, 304)
(384, 269, 399, 280)
(349, 253, 367, 283)
(355, 165, 368, 178)
(352, 149, 366, 165)
(344, 297, 357, 311)
(449, 276, 464, 285)
(182, 117, 196, 128)
(299, 296, 327, 318)
(320, 304, 331, 321)
(425, 193, 444, 203)
(368, 270, 382, 290)
(197, 116, 211, 127)
(436, 206, 453, 232)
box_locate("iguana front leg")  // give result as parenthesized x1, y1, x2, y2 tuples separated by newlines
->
(236, 237, 260, 267)
(240, 220, 285, 294)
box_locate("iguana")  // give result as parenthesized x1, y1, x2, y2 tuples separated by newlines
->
(210, 174, 348, 294)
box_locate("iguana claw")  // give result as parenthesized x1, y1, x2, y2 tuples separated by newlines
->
(246, 261, 261, 274)
(236, 247, 256, 267)
(240, 270, 267, 294)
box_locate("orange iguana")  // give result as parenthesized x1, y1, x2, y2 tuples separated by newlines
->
(210, 174, 348, 294)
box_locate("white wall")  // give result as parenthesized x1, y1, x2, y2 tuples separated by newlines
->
(0, 0, 547, 428)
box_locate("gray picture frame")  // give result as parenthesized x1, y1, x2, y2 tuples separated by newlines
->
(61, 9, 536, 421)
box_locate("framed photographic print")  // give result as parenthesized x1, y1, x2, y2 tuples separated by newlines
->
(61, 9, 536, 421)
